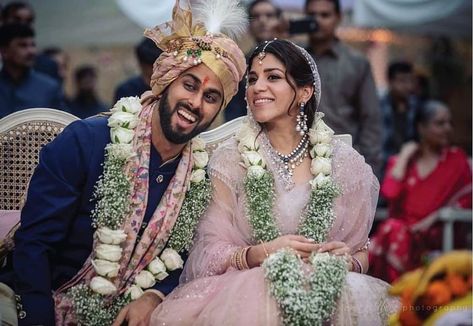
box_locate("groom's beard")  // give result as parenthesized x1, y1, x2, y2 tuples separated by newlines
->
(158, 89, 219, 144)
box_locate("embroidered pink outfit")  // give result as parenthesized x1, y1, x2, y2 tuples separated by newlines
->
(151, 135, 399, 325)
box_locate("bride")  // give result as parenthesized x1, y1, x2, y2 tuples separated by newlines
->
(151, 39, 398, 325)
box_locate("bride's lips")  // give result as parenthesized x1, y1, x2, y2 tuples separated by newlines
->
(253, 97, 275, 107)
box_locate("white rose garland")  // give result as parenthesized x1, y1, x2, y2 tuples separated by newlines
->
(236, 115, 344, 325)
(68, 96, 212, 324)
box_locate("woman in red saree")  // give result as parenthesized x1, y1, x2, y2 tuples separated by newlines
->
(370, 100, 472, 283)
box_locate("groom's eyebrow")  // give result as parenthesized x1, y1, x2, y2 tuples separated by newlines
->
(186, 73, 222, 98)
(183, 73, 202, 86)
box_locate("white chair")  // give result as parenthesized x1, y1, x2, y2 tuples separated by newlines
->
(0, 108, 78, 258)
(0, 108, 79, 211)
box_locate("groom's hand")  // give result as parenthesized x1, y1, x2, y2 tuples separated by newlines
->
(112, 292, 162, 326)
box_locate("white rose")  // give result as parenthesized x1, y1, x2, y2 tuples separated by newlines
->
(190, 169, 206, 183)
(309, 129, 332, 144)
(90, 276, 117, 295)
(310, 157, 332, 176)
(106, 143, 134, 160)
(313, 143, 332, 158)
(193, 151, 209, 169)
(96, 227, 127, 245)
(134, 270, 156, 289)
(160, 248, 184, 271)
(108, 112, 139, 129)
(126, 285, 144, 300)
(248, 165, 266, 179)
(191, 137, 206, 151)
(95, 244, 123, 262)
(147, 257, 167, 275)
(238, 133, 258, 152)
(92, 259, 121, 278)
(155, 271, 169, 281)
(111, 96, 142, 114)
(110, 127, 134, 144)
(242, 151, 265, 168)
(309, 173, 331, 190)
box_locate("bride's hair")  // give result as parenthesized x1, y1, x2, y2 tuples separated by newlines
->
(247, 39, 318, 128)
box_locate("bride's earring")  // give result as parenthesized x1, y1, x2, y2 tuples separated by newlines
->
(296, 102, 308, 136)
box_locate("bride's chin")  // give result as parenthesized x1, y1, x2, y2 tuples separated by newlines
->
(250, 112, 269, 124)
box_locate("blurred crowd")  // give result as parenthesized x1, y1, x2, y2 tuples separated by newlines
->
(0, 0, 471, 283)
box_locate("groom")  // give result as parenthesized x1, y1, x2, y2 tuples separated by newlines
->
(0, 1, 246, 325)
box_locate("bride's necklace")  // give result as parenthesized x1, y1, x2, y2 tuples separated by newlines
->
(263, 132, 309, 190)
(236, 115, 339, 243)
(274, 133, 309, 173)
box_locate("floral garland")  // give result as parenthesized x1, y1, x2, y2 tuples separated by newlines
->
(68, 97, 211, 324)
(237, 115, 346, 325)
(263, 250, 347, 326)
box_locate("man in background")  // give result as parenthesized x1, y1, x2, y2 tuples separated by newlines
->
(34, 47, 69, 85)
(225, 0, 283, 122)
(305, 0, 382, 173)
(380, 61, 417, 172)
(1, 1, 34, 27)
(66, 65, 108, 119)
(0, 23, 64, 118)
(114, 37, 162, 102)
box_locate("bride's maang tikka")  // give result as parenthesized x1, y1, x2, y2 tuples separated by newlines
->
(257, 37, 278, 64)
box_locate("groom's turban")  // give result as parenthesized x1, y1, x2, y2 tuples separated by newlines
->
(144, 0, 247, 108)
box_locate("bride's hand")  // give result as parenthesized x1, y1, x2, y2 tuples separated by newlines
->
(247, 235, 320, 267)
(266, 235, 320, 259)
(316, 241, 350, 256)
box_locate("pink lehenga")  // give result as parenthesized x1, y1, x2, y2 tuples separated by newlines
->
(150, 135, 399, 325)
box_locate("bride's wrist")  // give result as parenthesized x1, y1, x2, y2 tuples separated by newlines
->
(247, 245, 266, 267)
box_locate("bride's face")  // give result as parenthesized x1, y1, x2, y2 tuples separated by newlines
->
(246, 53, 299, 125)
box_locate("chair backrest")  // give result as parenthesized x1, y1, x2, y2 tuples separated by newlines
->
(0, 108, 79, 210)
(200, 116, 352, 155)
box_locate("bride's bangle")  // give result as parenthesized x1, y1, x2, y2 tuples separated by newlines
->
(259, 240, 269, 258)
(231, 247, 251, 270)
(351, 256, 363, 274)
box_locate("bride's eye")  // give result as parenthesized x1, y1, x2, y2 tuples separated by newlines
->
(248, 76, 257, 84)
(268, 74, 281, 81)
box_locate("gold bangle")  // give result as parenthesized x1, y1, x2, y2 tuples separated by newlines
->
(242, 246, 250, 269)
(231, 249, 239, 269)
(259, 240, 269, 258)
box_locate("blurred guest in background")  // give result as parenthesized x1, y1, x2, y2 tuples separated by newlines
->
(66, 65, 107, 119)
(1, 1, 34, 27)
(305, 0, 382, 173)
(413, 71, 430, 106)
(34, 47, 69, 85)
(369, 100, 472, 283)
(380, 61, 417, 175)
(248, 0, 282, 44)
(114, 37, 162, 102)
(225, 0, 283, 122)
(0, 23, 64, 118)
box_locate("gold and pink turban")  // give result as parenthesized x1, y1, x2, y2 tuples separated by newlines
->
(144, 0, 247, 108)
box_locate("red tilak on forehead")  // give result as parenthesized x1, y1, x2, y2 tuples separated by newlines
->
(203, 76, 210, 87)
